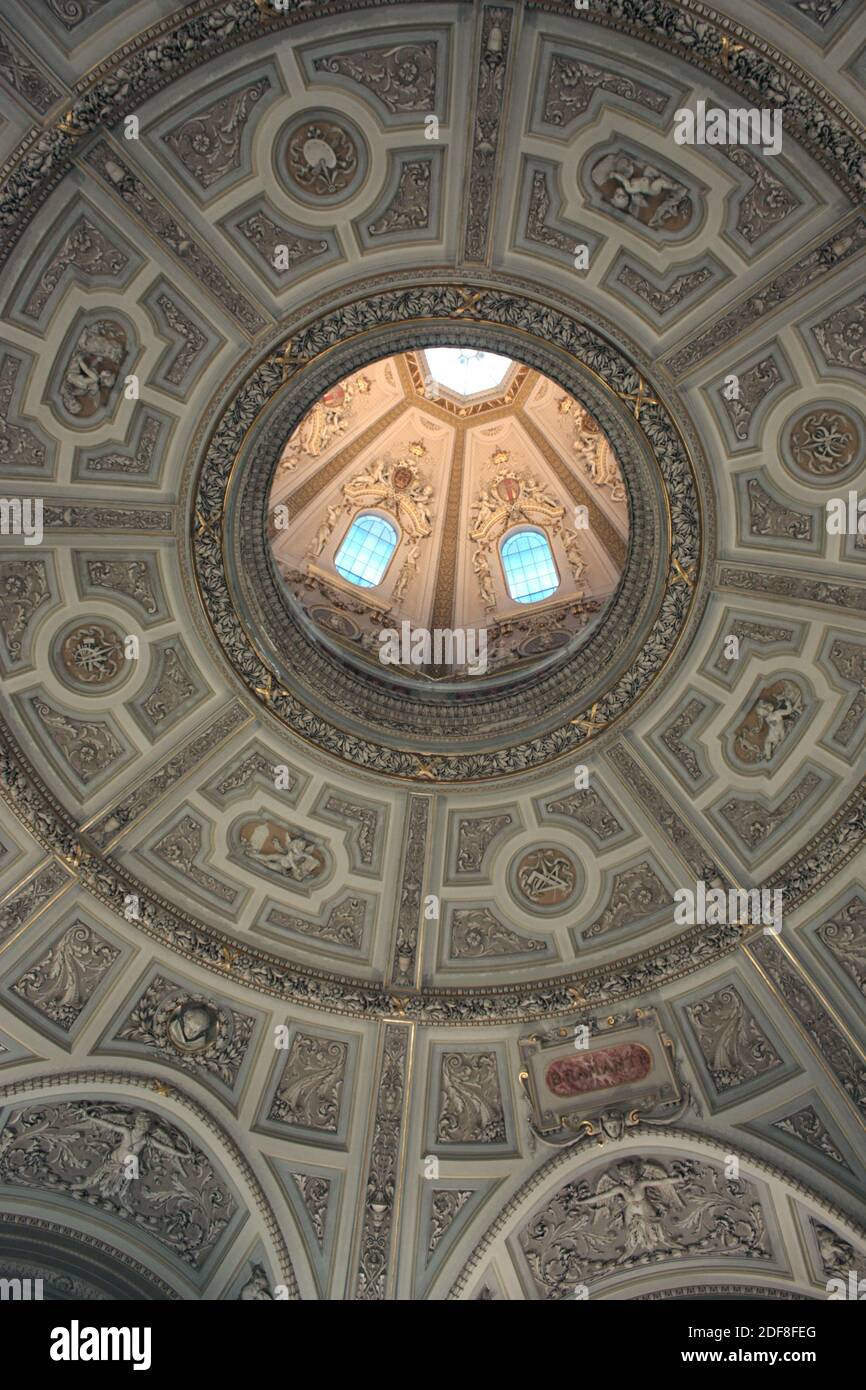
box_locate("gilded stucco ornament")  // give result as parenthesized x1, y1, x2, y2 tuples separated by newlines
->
(0, 3, 861, 1044)
(191, 280, 709, 780)
(1, 0, 864, 270)
(518, 1010, 694, 1149)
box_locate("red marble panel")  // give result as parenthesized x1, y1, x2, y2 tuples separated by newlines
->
(545, 1042, 653, 1096)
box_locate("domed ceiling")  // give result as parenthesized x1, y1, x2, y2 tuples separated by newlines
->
(0, 0, 864, 1309)
(268, 349, 626, 685)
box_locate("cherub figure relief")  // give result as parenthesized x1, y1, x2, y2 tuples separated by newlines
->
(60, 321, 126, 417)
(241, 820, 322, 880)
(591, 153, 691, 231)
(734, 680, 803, 765)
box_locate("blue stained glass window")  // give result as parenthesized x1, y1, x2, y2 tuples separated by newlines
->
(334, 513, 398, 588)
(500, 529, 559, 603)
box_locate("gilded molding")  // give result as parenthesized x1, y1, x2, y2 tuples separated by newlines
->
(195, 283, 701, 778)
(0, 0, 862, 274)
(351, 1024, 412, 1299)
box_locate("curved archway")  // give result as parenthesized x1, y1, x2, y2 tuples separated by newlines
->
(446, 1128, 866, 1301)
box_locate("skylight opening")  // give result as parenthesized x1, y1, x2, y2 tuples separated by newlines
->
(424, 347, 512, 398)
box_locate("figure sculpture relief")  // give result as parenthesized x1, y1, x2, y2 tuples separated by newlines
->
(0, 1100, 234, 1267)
(60, 320, 127, 417)
(391, 541, 420, 604)
(238, 818, 325, 882)
(64, 1110, 187, 1204)
(308, 503, 345, 559)
(562, 529, 588, 586)
(473, 547, 497, 610)
(519, 1156, 769, 1297)
(590, 152, 692, 231)
(583, 443, 627, 503)
(469, 458, 565, 546)
(733, 680, 804, 764)
(238, 1263, 274, 1300)
(279, 372, 370, 472)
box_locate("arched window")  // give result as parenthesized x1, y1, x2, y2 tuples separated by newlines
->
(334, 513, 398, 588)
(500, 528, 559, 603)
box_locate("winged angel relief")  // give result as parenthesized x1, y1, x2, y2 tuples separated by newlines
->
(519, 1157, 769, 1297)
(0, 1100, 234, 1267)
(342, 447, 433, 541)
(308, 446, 435, 597)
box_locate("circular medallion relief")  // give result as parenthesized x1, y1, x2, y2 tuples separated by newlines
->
(783, 404, 864, 485)
(55, 620, 129, 691)
(146, 990, 233, 1061)
(276, 111, 367, 205)
(512, 846, 579, 910)
(517, 630, 571, 658)
(166, 1000, 221, 1054)
(309, 606, 360, 640)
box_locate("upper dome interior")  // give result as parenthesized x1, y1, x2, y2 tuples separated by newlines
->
(268, 347, 627, 685)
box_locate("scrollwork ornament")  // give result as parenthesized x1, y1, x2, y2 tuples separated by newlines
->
(519, 1011, 696, 1151)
